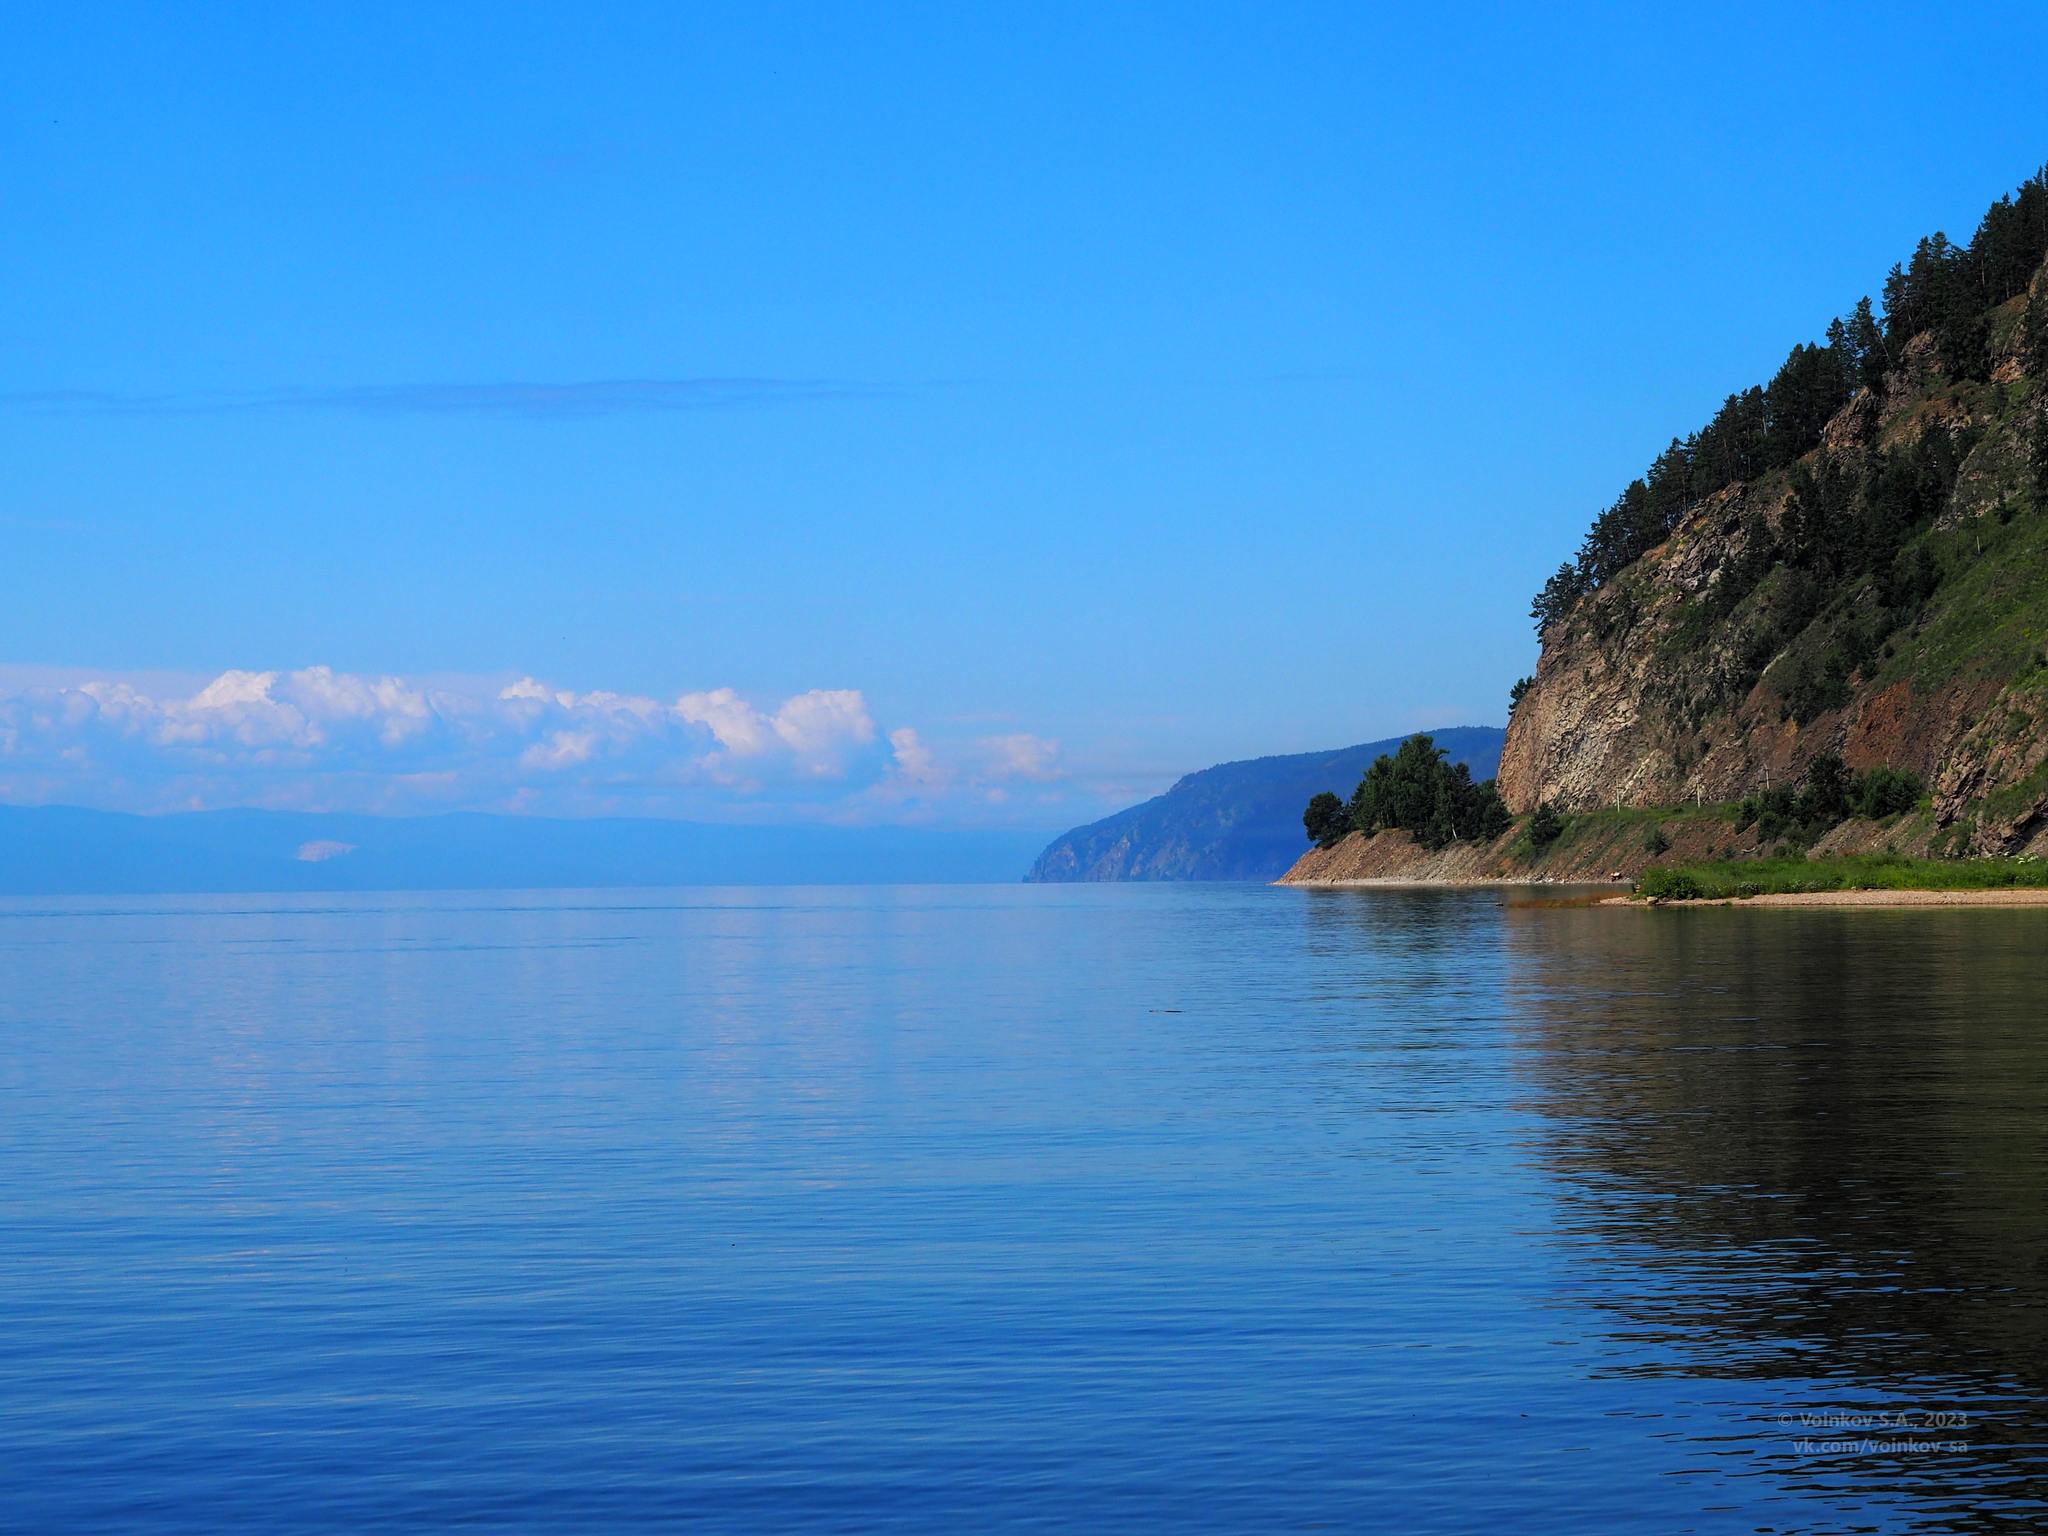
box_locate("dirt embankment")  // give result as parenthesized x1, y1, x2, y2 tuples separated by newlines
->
(1279, 819, 1682, 886)
(1279, 828, 1521, 884)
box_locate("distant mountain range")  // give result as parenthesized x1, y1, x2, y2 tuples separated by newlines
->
(0, 805, 1050, 895)
(1026, 727, 1506, 882)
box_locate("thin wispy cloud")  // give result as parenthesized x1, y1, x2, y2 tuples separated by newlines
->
(3, 377, 924, 421)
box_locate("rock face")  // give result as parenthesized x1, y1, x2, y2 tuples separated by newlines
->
(1500, 273, 2048, 856)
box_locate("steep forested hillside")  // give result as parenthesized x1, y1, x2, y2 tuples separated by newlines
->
(1502, 168, 2048, 855)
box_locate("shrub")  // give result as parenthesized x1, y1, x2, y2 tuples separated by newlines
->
(1795, 753, 1852, 823)
(1527, 802, 1564, 849)
(1475, 792, 1514, 841)
(1639, 868, 1704, 900)
(1733, 762, 1919, 844)
(1852, 765, 1924, 818)
(1643, 826, 1671, 856)
(1780, 654, 1853, 724)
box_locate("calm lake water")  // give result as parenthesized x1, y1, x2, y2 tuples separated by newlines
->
(1, 884, 2043, 1532)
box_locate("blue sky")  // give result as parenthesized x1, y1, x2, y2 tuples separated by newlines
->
(4, 2, 2046, 826)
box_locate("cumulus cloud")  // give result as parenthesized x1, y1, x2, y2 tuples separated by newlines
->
(767, 690, 876, 769)
(870, 725, 1065, 808)
(95, 665, 438, 755)
(0, 666, 1066, 825)
(888, 727, 942, 784)
(978, 734, 1063, 782)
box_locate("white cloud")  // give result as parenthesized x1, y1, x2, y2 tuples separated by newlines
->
(673, 686, 778, 757)
(277, 666, 432, 745)
(674, 686, 875, 773)
(888, 727, 944, 785)
(0, 665, 1081, 826)
(519, 730, 599, 770)
(768, 689, 876, 771)
(870, 728, 1065, 810)
(978, 733, 1062, 782)
(497, 677, 553, 706)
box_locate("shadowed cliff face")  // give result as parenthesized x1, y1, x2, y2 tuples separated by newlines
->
(1502, 275, 2048, 855)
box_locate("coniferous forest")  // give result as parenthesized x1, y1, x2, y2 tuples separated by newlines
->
(1303, 733, 1513, 851)
(1532, 171, 2048, 635)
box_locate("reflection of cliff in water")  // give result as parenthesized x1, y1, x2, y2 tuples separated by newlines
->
(1506, 906, 2048, 1511)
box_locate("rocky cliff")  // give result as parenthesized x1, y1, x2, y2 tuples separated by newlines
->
(1501, 249, 2048, 857)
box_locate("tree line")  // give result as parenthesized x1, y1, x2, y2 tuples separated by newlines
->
(1303, 734, 1514, 851)
(1533, 169, 2048, 635)
(1304, 740, 1927, 859)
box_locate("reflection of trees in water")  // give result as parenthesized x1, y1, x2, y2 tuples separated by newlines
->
(1294, 889, 1517, 1106)
(1298, 885, 1503, 961)
(1507, 907, 2048, 1520)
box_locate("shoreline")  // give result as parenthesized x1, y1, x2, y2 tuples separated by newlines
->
(1610, 888, 2048, 908)
(1282, 879, 2048, 907)
(1281, 877, 1612, 888)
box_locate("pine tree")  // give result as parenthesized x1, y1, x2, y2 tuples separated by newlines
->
(1325, 735, 1514, 849)
(1530, 169, 2048, 628)
(1303, 792, 1349, 849)
(1845, 296, 1885, 392)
